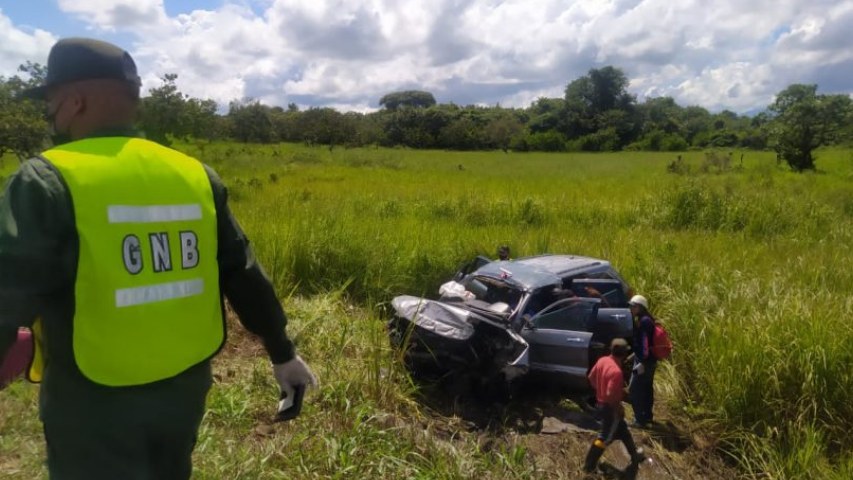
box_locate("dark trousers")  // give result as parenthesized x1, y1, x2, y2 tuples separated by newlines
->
(584, 403, 640, 471)
(597, 404, 638, 452)
(629, 359, 656, 424)
(40, 362, 212, 480)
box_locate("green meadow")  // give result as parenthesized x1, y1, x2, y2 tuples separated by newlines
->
(1, 145, 852, 478)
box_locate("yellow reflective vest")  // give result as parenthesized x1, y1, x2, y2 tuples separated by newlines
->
(36, 137, 224, 387)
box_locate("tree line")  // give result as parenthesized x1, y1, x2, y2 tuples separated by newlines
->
(1, 64, 851, 171)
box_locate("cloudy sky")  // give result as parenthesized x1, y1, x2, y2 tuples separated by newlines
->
(2, 0, 852, 113)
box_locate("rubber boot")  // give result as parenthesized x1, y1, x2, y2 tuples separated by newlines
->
(583, 439, 606, 472)
(623, 433, 643, 464)
(633, 447, 646, 464)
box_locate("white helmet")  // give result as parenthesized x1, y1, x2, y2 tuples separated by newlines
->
(629, 294, 649, 309)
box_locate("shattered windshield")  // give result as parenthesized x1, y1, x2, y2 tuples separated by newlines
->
(461, 275, 524, 309)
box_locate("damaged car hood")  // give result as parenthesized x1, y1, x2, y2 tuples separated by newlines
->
(391, 295, 479, 341)
(391, 295, 530, 373)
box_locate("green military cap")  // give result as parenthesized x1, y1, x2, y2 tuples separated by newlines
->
(22, 37, 141, 99)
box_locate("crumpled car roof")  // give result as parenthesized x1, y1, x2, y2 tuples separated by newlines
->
(473, 254, 610, 291)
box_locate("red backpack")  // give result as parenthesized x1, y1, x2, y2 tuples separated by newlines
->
(651, 322, 672, 360)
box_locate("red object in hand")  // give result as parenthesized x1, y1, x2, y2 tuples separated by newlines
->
(0, 329, 32, 388)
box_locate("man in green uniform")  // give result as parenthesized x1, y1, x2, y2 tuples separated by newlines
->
(0, 38, 317, 480)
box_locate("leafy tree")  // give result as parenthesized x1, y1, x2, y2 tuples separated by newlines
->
(627, 129, 688, 151)
(13, 58, 845, 157)
(438, 117, 483, 150)
(138, 74, 221, 144)
(566, 66, 634, 114)
(525, 131, 567, 152)
(228, 100, 274, 143)
(595, 108, 639, 149)
(0, 63, 47, 161)
(681, 105, 712, 145)
(271, 107, 300, 143)
(639, 97, 683, 135)
(712, 110, 741, 130)
(379, 90, 437, 110)
(569, 128, 622, 152)
(769, 84, 852, 171)
(352, 112, 385, 146)
(296, 107, 355, 148)
(138, 74, 186, 145)
(18, 61, 47, 84)
(382, 106, 450, 148)
(527, 97, 566, 133)
(709, 130, 739, 148)
(484, 112, 524, 152)
(563, 66, 637, 144)
(740, 128, 769, 150)
(183, 98, 219, 140)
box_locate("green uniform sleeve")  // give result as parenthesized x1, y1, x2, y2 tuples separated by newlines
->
(203, 165, 295, 364)
(0, 159, 76, 360)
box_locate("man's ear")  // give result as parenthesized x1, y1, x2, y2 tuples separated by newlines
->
(68, 89, 86, 116)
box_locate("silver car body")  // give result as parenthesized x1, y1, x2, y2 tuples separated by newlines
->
(390, 254, 634, 390)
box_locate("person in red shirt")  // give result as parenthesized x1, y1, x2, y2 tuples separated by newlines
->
(583, 338, 645, 473)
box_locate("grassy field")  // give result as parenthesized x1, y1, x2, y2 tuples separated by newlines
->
(1, 144, 852, 478)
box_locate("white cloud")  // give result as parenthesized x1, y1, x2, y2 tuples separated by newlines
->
(673, 63, 776, 111)
(0, 10, 56, 76)
(57, 0, 167, 31)
(4, 0, 852, 112)
(130, 4, 289, 104)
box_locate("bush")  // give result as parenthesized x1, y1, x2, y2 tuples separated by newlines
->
(653, 181, 835, 237)
(700, 151, 733, 173)
(666, 155, 690, 175)
(508, 133, 531, 152)
(524, 131, 567, 152)
(568, 127, 621, 152)
(709, 130, 739, 148)
(629, 129, 688, 151)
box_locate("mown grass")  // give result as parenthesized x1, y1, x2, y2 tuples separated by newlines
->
(2, 145, 852, 478)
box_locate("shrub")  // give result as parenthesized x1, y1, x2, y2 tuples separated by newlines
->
(568, 127, 621, 152)
(525, 131, 567, 152)
(630, 129, 689, 151)
(666, 155, 690, 175)
(700, 151, 733, 173)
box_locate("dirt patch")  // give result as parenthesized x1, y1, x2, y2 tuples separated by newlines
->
(409, 374, 735, 479)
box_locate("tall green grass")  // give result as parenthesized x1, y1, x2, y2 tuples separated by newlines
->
(187, 143, 852, 478)
(2, 145, 851, 478)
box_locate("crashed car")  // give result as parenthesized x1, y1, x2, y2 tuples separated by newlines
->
(389, 254, 634, 390)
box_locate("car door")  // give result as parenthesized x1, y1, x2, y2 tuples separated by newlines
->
(570, 278, 633, 347)
(520, 298, 598, 389)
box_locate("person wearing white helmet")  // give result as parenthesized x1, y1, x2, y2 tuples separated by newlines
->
(629, 294, 657, 427)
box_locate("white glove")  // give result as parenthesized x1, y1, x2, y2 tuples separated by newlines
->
(273, 355, 318, 397)
(633, 362, 646, 375)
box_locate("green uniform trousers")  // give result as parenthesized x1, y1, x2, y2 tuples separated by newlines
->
(40, 361, 212, 480)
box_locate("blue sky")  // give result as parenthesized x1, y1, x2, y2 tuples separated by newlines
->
(2, 1, 852, 113)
